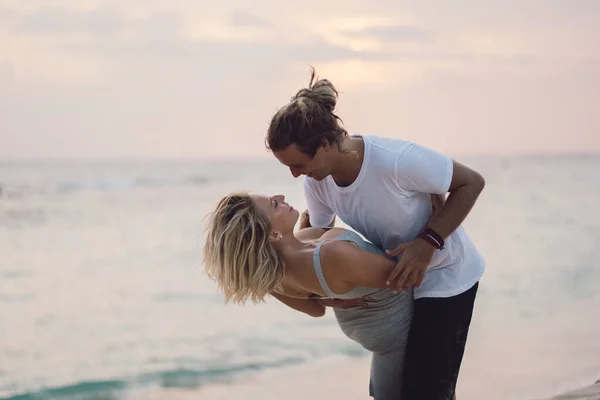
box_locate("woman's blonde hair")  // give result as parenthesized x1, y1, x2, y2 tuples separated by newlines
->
(203, 192, 285, 304)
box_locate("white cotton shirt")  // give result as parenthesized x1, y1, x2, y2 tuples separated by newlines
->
(304, 135, 485, 299)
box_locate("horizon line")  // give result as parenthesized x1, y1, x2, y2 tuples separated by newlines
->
(1, 150, 600, 163)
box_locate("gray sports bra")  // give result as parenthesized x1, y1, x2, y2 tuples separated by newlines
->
(310, 230, 391, 299)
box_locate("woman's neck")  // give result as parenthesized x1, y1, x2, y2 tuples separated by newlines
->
(276, 228, 328, 269)
(279, 235, 317, 255)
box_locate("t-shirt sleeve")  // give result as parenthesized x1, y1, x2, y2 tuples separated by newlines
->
(394, 142, 453, 194)
(303, 178, 336, 227)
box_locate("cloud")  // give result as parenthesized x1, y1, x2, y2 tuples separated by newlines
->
(0, 7, 16, 24)
(12, 6, 124, 36)
(67, 36, 392, 67)
(230, 10, 272, 28)
(1, 1, 599, 158)
(43, 10, 394, 84)
(7, 6, 394, 84)
(0, 61, 16, 86)
(343, 25, 432, 42)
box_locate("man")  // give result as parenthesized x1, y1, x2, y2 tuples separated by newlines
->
(265, 68, 485, 399)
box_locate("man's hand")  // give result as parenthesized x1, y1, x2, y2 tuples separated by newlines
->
(385, 239, 436, 293)
(316, 297, 368, 309)
(382, 194, 444, 294)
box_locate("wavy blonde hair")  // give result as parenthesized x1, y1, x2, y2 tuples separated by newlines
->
(203, 192, 285, 304)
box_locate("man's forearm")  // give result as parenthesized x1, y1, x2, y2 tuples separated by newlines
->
(427, 180, 484, 239)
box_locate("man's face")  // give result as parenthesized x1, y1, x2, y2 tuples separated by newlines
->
(272, 143, 332, 181)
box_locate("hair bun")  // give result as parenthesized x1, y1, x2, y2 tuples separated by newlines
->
(291, 66, 338, 113)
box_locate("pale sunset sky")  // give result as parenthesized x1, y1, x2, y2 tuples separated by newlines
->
(0, 0, 598, 159)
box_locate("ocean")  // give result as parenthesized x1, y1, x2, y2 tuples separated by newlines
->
(1, 156, 599, 400)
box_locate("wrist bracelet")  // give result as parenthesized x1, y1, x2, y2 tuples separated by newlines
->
(418, 227, 445, 250)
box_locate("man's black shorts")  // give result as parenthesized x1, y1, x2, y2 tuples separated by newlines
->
(401, 282, 480, 400)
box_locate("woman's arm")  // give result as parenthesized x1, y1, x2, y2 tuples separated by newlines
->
(269, 292, 326, 317)
(303, 179, 336, 229)
(299, 209, 336, 230)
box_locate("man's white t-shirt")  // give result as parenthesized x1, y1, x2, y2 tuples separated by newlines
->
(304, 135, 485, 299)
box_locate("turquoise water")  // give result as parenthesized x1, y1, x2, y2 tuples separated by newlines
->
(1, 156, 599, 399)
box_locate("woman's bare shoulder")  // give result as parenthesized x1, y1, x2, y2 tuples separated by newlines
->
(319, 239, 394, 289)
(294, 227, 348, 241)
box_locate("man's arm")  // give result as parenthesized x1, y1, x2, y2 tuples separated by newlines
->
(386, 160, 485, 292)
(426, 160, 484, 238)
(270, 292, 326, 317)
(431, 194, 445, 217)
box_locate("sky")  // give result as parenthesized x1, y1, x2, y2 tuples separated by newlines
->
(0, 0, 599, 159)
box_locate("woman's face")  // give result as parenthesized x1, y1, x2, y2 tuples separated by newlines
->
(251, 194, 299, 235)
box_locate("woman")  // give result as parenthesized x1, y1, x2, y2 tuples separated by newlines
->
(203, 192, 414, 399)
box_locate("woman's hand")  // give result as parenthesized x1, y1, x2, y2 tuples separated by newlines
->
(299, 209, 311, 229)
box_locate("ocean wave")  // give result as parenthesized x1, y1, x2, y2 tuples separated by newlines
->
(56, 175, 210, 193)
(0, 293, 36, 303)
(0, 357, 305, 400)
(0, 175, 210, 198)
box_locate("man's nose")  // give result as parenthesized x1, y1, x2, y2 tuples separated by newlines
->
(290, 167, 302, 178)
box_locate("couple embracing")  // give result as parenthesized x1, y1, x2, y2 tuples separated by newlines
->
(203, 68, 486, 400)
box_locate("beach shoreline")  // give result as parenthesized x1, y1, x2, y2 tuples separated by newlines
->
(547, 380, 600, 400)
(117, 355, 599, 400)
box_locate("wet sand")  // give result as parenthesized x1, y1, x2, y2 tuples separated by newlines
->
(548, 380, 600, 400)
